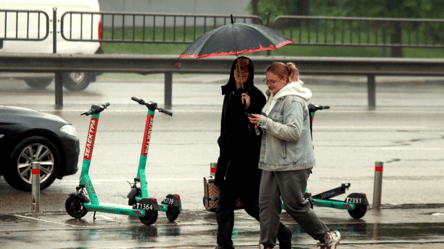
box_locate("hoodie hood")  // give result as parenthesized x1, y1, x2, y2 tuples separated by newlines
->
(221, 56, 255, 95)
(263, 79, 312, 115)
(272, 79, 312, 101)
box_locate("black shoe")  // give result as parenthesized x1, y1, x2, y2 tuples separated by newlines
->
(277, 226, 292, 249)
(215, 246, 235, 249)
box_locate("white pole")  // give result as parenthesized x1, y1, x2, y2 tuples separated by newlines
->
(372, 161, 383, 209)
(31, 162, 40, 213)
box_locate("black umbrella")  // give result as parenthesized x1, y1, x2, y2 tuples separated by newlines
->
(179, 15, 292, 135)
(179, 15, 293, 59)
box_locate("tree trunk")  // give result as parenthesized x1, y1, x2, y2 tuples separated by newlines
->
(390, 22, 403, 57)
(251, 0, 260, 24)
(297, 0, 310, 16)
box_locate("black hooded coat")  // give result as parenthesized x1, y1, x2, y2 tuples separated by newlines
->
(215, 57, 266, 188)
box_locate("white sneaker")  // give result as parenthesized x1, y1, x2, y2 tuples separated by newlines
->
(316, 230, 341, 249)
(258, 243, 273, 249)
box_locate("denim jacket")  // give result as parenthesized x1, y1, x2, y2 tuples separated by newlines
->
(257, 82, 315, 171)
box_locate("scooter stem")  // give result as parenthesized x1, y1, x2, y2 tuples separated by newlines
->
(137, 109, 155, 198)
(80, 113, 101, 204)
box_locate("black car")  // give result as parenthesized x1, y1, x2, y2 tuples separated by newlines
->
(0, 105, 80, 191)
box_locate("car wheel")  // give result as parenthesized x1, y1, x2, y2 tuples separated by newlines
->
(4, 136, 60, 191)
(63, 72, 91, 91)
(24, 79, 53, 89)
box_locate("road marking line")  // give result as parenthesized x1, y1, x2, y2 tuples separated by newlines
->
(60, 178, 202, 184)
(380, 147, 444, 151)
(33, 108, 444, 114)
(14, 214, 84, 228)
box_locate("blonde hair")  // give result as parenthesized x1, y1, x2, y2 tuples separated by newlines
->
(266, 62, 299, 83)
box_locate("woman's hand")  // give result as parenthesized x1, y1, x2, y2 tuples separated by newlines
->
(241, 93, 251, 108)
(248, 113, 261, 124)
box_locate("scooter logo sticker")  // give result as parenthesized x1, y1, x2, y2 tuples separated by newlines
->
(141, 115, 154, 156)
(84, 117, 99, 160)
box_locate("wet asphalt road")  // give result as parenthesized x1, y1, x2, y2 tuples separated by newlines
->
(1, 207, 444, 248)
(1, 73, 444, 248)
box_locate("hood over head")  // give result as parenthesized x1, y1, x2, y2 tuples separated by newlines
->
(221, 56, 255, 95)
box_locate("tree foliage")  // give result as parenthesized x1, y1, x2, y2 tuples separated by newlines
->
(311, 0, 444, 19)
(246, 0, 309, 24)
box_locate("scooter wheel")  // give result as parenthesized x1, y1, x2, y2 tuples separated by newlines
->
(347, 204, 367, 219)
(65, 195, 88, 219)
(139, 211, 158, 226)
(166, 206, 180, 222)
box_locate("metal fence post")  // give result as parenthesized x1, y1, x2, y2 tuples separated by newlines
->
(55, 72, 64, 109)
(53, 7, 64, 108)
(266, 12, 271, 56)
(367, 74, 376, 109)
(164, 72, 173, 110)
(373, 161, 383, 209)
(31, 162, 40, 213)
(53, 8, 57, 54)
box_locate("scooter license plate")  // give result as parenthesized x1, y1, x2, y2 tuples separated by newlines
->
(134, 198, 159, 211)
(135, 202, 155, 211)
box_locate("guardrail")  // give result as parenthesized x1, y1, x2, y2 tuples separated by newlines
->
(2, 53, 444, 109)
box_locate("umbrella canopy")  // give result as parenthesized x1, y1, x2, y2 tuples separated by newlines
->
(179, 16, 293, 59)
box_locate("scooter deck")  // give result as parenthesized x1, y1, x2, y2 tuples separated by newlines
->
(84, 203, 147, 217)
(313, 199, 356, 210)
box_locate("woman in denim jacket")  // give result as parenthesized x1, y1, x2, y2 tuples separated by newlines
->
(214, 57, 291, 249)
(249, 62, 341, 249)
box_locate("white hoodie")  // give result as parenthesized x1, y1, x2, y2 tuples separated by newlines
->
(263, 79, 312, 115)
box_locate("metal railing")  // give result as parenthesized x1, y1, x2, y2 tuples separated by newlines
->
(61, 12, 262, 44)
(3, 9, 444, 50)
(3, 10, 444, 109)
(273, 15, 444, 48)
(0, 10, 49, 41)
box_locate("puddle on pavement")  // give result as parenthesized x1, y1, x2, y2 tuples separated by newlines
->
(0, 215, 18, 222)
(67, 222, 444, 244)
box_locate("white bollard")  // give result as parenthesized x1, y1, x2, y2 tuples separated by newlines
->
(210, 162, 217, 178)
(372, 161, 383, 209)
(31, 162, 40, 213)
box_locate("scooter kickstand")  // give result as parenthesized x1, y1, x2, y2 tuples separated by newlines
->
(93, 211, 96, 220)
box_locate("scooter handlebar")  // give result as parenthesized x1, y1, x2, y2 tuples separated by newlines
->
(308, 103, 330, 113)
(131, 97, 145, 105)
(81, 103, 110, 116)
(132, 97, 173, 116)
(158, 108, 173, 116)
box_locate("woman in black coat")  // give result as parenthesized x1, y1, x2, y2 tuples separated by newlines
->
(214, 57, 292, 249)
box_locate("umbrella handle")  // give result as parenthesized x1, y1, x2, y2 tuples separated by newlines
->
(235, 54, 244, 90)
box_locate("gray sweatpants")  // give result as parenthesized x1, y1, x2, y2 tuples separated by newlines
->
(259, 169, 328, 247)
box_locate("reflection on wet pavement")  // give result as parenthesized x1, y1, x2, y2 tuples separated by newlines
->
(1, 208, 444, 248)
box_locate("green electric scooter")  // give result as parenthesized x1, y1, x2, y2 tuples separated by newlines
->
(65, 98, 182, 225)
(287, 104, 369, 219)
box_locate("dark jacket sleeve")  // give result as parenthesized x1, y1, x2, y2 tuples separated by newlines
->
(248, 86, 267, 114)
(215, 94, 231, 186)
